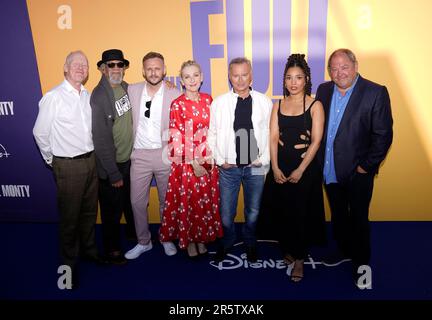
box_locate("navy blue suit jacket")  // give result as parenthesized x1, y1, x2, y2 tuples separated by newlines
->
(315, 75, 393, 184)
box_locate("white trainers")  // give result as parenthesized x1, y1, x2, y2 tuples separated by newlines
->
(161, 241, 177, 256)
(124, 242, 153, 260)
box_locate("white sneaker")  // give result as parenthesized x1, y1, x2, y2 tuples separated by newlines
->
(161, 241, 177, 256)
(124, 242, 153, 260)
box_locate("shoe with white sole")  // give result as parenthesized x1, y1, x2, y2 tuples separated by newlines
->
(124, 242, 153, 260)
(161, 241, 177, 256)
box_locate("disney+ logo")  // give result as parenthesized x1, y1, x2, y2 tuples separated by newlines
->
(0, 143, 11, 158)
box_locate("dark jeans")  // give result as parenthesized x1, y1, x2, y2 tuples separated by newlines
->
(325, 171, 375, 266)
(52, 153, 99, 269)
(98, 160, 135, 254)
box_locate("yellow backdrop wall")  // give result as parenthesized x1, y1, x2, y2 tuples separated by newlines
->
(27, 0, 432, 221)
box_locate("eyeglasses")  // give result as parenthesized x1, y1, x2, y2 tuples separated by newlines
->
(106, 62, 125, 68)
(145, 100, 152, 118)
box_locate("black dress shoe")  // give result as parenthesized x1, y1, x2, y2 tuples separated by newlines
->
(83, 254, 110, 265)
(246, 246, 258, 263)
(214, 247, 227, 262)
(106, 252, 128, 265)
(125, 232, 137, 242)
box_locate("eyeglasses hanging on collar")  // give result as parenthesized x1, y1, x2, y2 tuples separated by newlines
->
(145, 100, 152, 118)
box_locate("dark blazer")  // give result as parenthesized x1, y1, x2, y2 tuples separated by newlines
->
(90, 75, 129, 183)
(315, 75, 393, 184)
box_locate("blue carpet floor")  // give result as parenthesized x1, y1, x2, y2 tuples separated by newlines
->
(1, 222, 432, 301)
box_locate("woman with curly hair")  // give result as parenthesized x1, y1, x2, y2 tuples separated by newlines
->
(258, 54, 326, 282)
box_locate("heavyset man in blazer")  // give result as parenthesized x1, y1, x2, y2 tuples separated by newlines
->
(315, 49, 393, 282)
(125, 52, 181, 259)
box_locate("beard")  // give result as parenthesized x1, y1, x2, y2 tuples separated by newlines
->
(145, 74, 165, 86)
(109, 71, 124, 85)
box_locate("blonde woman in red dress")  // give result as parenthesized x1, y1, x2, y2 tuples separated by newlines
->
(159, 60, 223, 258)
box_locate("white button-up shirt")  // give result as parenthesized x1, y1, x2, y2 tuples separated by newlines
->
(133, 83, 164, 149)
(33, 79, 94, 165)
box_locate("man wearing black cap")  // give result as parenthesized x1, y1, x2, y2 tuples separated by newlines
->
(90, 49, 136, 264)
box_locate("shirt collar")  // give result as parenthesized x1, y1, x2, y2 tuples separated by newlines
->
(144, 82, 164, 98)
(63, 79, 87, 94)
(230, 87, 253, 99)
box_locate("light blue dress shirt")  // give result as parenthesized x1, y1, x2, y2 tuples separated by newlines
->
(323, 75, 359, 184)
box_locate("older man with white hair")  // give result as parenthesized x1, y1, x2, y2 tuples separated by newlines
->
(33, 50, 103, 288)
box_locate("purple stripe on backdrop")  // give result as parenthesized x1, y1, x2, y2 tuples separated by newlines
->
(226, 0, 245, 90)
(272, 0, 292, 97)
(0, 0, 58, 222)
(308, 0, 328, 93)
(251, 0, 271, 94)
(190, 0, 225, 95)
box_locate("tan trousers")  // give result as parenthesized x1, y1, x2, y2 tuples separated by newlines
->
(130, 148, 170, 245)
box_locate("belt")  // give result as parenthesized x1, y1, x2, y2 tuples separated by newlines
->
(54, 151, 93, 160)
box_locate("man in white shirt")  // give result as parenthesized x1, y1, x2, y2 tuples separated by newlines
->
(125, 52, 181, 259)
(208, 57, 272, 262)
(33, 51, 102, 288)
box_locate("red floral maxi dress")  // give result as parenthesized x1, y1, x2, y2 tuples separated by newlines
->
(159, 93, 223, 249)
